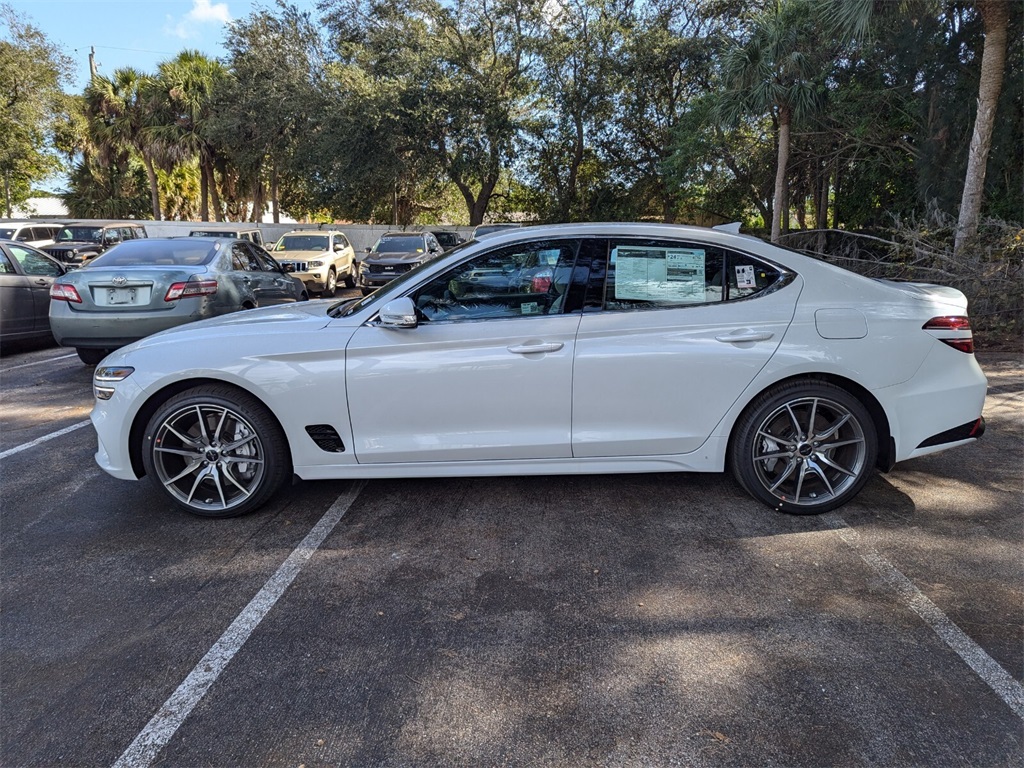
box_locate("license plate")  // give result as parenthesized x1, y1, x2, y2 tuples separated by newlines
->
(107, 287, 136, 305)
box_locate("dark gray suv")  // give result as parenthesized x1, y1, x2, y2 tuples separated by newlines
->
(43, 221, 148, 267)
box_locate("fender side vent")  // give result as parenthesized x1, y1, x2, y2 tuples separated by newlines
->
(305, 425, 346, 453)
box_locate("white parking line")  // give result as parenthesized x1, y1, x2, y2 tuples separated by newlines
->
(2, 353, 78, 372)
(827, 513, 1024, 720)
(112, 481, 366, 768)
(0, 420, 91, 460)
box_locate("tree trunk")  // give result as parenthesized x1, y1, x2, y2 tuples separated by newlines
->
(206, 159, 223, 222)
(271, 165, 280, 224)
(199, 165, 209, 222)
(955, 0, 1009, 256)
(3, 169, 10, 219)
(142, 155, 161, 221)
(771, 106, 791, 243)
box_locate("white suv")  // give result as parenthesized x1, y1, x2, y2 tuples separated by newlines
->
(269, 230, 356, 296)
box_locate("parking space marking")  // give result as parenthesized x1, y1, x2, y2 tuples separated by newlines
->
(112, 481, 366, 768)
(828, 513, 1024, 720)
(0, 420, 91, 460)
(1, 352, 77, 372)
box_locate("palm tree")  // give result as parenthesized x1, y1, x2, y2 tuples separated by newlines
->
(152, 51, 227, 221)
(717, 0, 825, 243)
(85, 68, 165, 219)
(823, 0, 1012, 254)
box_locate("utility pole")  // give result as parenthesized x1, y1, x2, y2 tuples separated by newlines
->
(88, 46, 97, 80)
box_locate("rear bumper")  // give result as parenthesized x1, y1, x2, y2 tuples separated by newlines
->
(916, 417, 985, 449)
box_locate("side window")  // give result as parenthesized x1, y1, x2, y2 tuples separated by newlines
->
(252, 247, 281, 272)
(725, 252, 782, 300)
(9, 245, 62, 277)
(338, 235, 350, 250)
(0, 252, 14, 273)
(592, 239, 782, 311)
(600, 240, 723, 311)
(231, 243, 261, 271)
(412, 239, 580, 322)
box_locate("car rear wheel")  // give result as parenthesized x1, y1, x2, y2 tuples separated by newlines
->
(323, 268, 337, 297)
(729, 381, 877, 515)
(141, 385, 291, 518)
(342, 269, 355, 288)
(76, 347, 108, 365)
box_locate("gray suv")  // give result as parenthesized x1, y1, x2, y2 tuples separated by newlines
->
(43, 221, 148, 266)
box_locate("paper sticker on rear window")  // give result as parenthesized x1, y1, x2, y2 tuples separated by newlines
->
(735, 264, 756, 289)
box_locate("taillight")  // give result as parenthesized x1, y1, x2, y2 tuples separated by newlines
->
(923, 316, 974, 353)
(50, 283, 82, 303)
(165, 279, 218, 301)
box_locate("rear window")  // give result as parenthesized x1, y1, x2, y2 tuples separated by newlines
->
(86, 240, 219, 267)
(190, 230, 241, 239)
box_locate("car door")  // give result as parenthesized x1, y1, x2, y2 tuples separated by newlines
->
(0, 248, 34, 339)
(345, 238, 583, 464)
(1, 244, 64, 337)
(251, 246, 298, 304)
(571, 237, 799, 458)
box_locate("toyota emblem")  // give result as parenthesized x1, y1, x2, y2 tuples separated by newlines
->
(111, 276, 128, 286)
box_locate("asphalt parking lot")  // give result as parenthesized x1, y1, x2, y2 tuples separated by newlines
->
(1, 327, 1021, 767)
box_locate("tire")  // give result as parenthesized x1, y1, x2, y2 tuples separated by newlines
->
(322, 268, 337, 297)
(342, 269, 355, 289)
(141, 384, 291, 518)
(729, 381, 877, 515)
(77, 347, 108, 365)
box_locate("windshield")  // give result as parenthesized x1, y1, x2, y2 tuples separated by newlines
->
(56, 226, 102, 243)
(372, 235, 424, 254)
(87, 239, 219, 267)
(275, 235, 329, 252)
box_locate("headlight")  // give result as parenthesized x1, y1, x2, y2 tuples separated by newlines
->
(94, 366, 134, 400)
(307, 260, 324, 268)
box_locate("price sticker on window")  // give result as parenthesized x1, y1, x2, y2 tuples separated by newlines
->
(735, 265, 756, 289)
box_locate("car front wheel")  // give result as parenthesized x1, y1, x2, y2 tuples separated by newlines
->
(142, 385, 291, 518)
(323, 268, 337, 297)
(729, 381, 877, 515)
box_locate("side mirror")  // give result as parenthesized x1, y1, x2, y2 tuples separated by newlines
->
(364, 246, 372, 254)
(377, 297, 418, 329)
(334, 243, 344, 251)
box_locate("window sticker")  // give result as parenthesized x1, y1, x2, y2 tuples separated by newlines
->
(521, 301, 540, 315)
(613, 246, 705, 302)
(735, 264, 756, 289)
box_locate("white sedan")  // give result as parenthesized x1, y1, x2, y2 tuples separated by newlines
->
(89, 223, 987, 518)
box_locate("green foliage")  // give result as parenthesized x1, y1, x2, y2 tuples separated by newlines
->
(0, 3, 73, 215)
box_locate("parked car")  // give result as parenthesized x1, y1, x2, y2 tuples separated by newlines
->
(49, 237, 308, 365)
(356, 231, 445, 295)
(43, 221, 148, 267)
(0, 221, 63, 248)
(86, 222, 987, 519)
(472, 223, 523, 239)
(189, 227, 265, 247)
(0, 240, 67, 344)
(270, 229, 356, 296)
(431, 230, 465, 251)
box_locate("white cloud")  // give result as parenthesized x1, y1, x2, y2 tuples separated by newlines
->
(166, 0, 232, 39)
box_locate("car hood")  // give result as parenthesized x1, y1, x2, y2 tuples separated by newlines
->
(122, 301, 336, 349)
(274, 249, 330, 260)
(47, 241, 98, 249)
(362, 250, 423, 264)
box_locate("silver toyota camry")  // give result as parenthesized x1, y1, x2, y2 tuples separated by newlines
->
(49, 237, 308, 364)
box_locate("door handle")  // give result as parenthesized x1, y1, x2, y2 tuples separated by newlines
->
(507, 342, 564, 354)
(34, 279, 48, 286)
(715, 330, 774, 343)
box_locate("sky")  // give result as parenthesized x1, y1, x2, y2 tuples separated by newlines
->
(8, 0, 320, 90)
